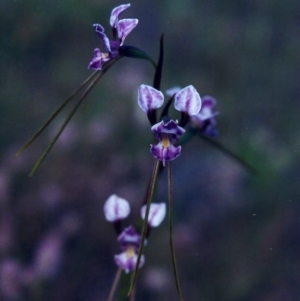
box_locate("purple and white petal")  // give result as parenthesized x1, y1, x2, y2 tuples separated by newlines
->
(117, 226, 140, 248)
(88, 49, 103, 70)
(150, 143, 182, 167)
(151, 120, 185, 142)
(117, 18, 138, 46)
(93, 24, 111, 52)
(174, 85, 201, 116)
(190, 95, 219, 136)
(165, 86, 182, 97)
(138, 85, 164, 113)
(103, 194, 130, 222)
(197, 96, 218, 120)
(110, 3, 131, 28)
(114, 251, 145, 273)
(141, 203, 166, 227)
(93, 23, 105, 33)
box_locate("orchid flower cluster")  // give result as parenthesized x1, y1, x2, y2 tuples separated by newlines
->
(104, 194, 166, 273)
(138, 84, 201, 165)
(15, 3, 257, 301)
(88, 4, 138, 70)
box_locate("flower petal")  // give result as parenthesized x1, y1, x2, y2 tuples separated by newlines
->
(197, 96, 217, 120)
(117, 226, 140, 248)
(93, 23, 111, 52)
(190, 96, 219, 137)
(141, 203, 166, 227)
(114, 251, 145, 273)
(110, 3, 131, 28)
(138, 85, 164, 113)
(103, 194, 130, 222)
(150, 143, 182, 166)
(174, 85, 201, 116)
(151, 120, 185, 142)
(117, 18, 138, 46)
(165, 86, 182, 97)
(88, 49, 103, 70)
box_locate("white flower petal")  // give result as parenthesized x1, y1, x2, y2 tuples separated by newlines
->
(138, 85, 164, 113)
(104, 194, 130, 222)
(141, 203, 166, 227)
(174, 85, 201, 116)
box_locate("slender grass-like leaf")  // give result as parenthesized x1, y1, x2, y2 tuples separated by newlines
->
(180, 130, 257, 175)
(198, 133, 257, 175)
(106, 268, 122, 301)
(16, 71, 99, 157)
(168, 162, 184, 301)
(28, 59, 119, 176)
(127, 159, 160, 299)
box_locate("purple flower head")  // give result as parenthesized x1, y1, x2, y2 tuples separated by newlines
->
(104, 194, 130, 222)
(141, 203, 166, 227)
(190, 96, 219, 137)
(138, 84, 202, 164)
(103, 195, 166, 273)
(150, 119, 185, 166)
(88, 4, 138, 70)
(115, 226, 145, 273)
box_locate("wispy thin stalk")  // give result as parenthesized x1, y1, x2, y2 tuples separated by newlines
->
(127, 159, 160, 299)
(199, 133, 257, 175)
(179, 131, 257, 175)
(129, 285, 136, 301)
(16, 70, 99, 157)
(28, 58, 119, 176)
(106, 268, 122, 301)
(168, 162, 184, 301)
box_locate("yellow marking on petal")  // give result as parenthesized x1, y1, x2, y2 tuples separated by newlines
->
(162, 136, 170, 148)
(101, 53, 110, 59)
(126, 246, 135, 258)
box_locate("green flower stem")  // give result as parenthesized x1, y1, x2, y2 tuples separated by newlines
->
(127, 159, 160, 299)
(120, 45, 157, 69)
(167, 162, 184, 301)
(106, 267, 122, 301)
(15, 70, 99, 158)
(198, 133, 257, 175)
(180, 130, 257, 175)
(28, 58, 119, 176)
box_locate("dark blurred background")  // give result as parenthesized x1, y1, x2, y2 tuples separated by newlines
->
(1, 0, 300, 300)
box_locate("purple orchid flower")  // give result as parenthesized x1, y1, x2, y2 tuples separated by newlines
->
(103, 195, 166, 273)
(150, 119, 185, 166)
(114, 226, 145, 273)
(88, 4, 138, 70)
(138, 85, 201, 165)
(190, 96, 219, 137)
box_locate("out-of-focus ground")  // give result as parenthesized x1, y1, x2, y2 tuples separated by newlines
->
(1, 0, 300, 300)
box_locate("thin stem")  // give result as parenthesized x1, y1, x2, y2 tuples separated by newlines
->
(16, 70, 99, 157)
(168, 162, 184, 301)
(129, 285, 136, 301)
(127, 159, 160, 299)
(179, 130, 257, 175)
(199, 133, 257, 175)
(28, 72, 101, 176)
(29, 59, 119, 176)
(106, 268, 122, 301)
